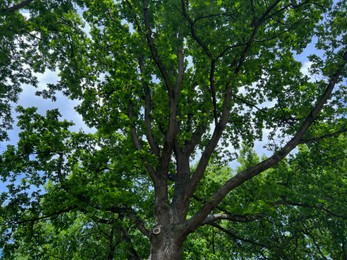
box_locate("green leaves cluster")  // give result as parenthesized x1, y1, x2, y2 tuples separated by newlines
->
(186, 141, 347, 258)
(0, 1, 85, 140)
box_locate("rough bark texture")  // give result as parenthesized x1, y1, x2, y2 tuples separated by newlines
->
(148, 225, 184, 260)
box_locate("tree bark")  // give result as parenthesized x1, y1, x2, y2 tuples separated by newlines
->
(148, 225, 184, 260)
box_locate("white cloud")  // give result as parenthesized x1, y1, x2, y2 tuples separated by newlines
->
(20, 70, 93, 133)
(300, 61, 313, 77)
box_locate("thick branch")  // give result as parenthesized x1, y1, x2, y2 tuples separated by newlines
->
(126, 3, 160, 158)
(143, 1, 180, 182)
(1, 0, 34, 13)
(186, 58, 346, 234)
(234, 0, 281, 74)
(183, 125, 206, 155)
(185, 87, 233, 202)
(181, 1, 279, 156)
(143, 85, 160, 157)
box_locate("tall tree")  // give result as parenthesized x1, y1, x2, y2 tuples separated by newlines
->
(1, 0, 347, 259)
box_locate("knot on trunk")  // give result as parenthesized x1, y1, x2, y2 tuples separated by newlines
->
(152, 225, 162, 235)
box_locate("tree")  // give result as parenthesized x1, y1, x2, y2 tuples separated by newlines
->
(1, 0, 347, 259)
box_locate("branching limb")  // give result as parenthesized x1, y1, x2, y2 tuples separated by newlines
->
(186, 54, 347, 234)
(231, 93, 267, 113)
(234, 0, 281, 74)
(126, 2, 160, 159)
(1, 0, 34, 13)
(182, 125, 206, 155)
(301, 226, 330, 260)
(58, 178, 151, 238)
(143, 1, 178, 186)
(186, 87, 233, 202)
(192, 196, 263, 224)
(180, 0, 213, 59)
(181, 0, 271, 159)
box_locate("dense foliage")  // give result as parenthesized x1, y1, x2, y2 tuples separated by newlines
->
(1, 0, 347, 259)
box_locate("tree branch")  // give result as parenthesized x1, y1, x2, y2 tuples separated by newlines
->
(118, 224, 142, 259)
(143, 0, 171, 89)
(210, 60, 218, 125)
(300, 127, 347, 144)
(231, 93, 267, 113)
(175, 32, 185, 90)
(1, 0, 34, 13)
(139, 58, 160, 157)
(181, 1, 279, 158)
(143, 1, 179, 185)
(202, 213, 262, 225)
(182, 125, 207, 155)
(185, 87, 233, 202)
(77, 194, 150, 237)
(234, 0, 281, 74)
(180, 0, 213, 59)
(128, 102, 157, 181)
(127, 209, 150, 238)
(210, 223, 268, 249)
(301, 226, 330, 260)
(16, 205, 78, 225)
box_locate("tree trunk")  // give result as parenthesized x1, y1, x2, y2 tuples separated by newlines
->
(148, 225, 184, 260)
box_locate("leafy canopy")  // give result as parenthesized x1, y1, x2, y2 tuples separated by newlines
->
(1, 0, 347, 259)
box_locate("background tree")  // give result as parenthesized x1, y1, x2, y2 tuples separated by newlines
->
(1, 0, 347, 259)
